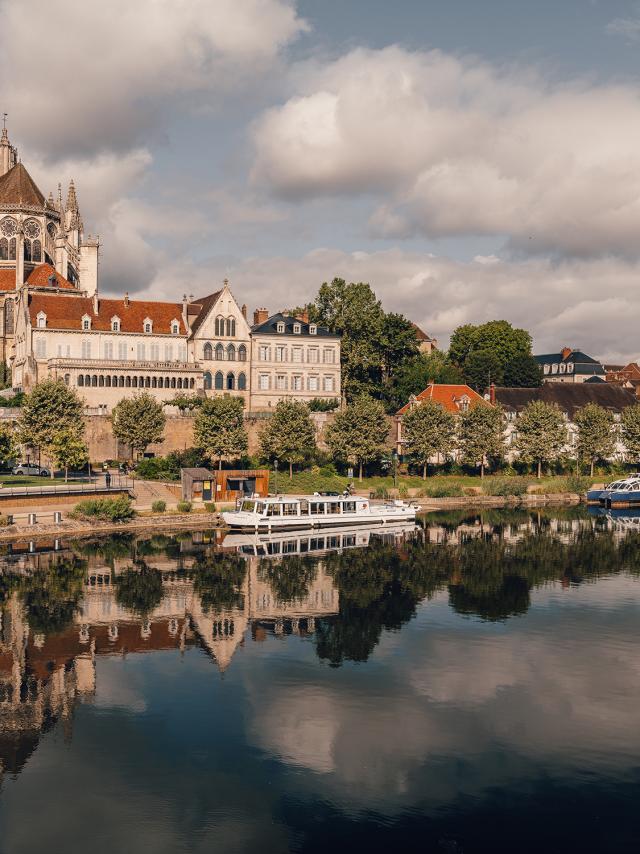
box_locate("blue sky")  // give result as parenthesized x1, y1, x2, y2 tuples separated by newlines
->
(2, 0, 640, 359)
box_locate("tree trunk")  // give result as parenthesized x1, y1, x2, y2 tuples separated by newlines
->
(218, 457, 222, 471)
(480, 461, 485, 479)
(289, 460, 293, 479)
(422, 462, 427, 480)
(358, 460, 363, 482)
(64, 466, 68, 483)
(590, 459, 594, 477)
(537, 460, 542, 479)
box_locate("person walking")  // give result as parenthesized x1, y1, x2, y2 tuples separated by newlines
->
(105, 470, 112, 489)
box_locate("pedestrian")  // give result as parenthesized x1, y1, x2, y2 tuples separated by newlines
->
(105, 470, 112, 489)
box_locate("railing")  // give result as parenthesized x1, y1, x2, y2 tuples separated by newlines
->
(0, 475, 135, 498)
(48, 358, 200, 371)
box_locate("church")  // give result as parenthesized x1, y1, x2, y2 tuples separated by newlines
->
(0, 124, 341, 411)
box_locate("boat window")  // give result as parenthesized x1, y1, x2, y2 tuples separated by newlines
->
(310, 502, 325, 514)
(255, 503, 264, 513)
(283, 540, 297, 553)
(267, 542, 281, 554)
(300, 539, 309, 552)
(267, 504, 281, 516)
(240, 545, 255, 555)
(343, 535, 356, 547)
(241, 500, 255, 512)
(343, 501, 356, 513)
(283, 503, 299, 516)
(300, 499, 309, 514)
(310, 537, 325, 550)
(328, 501, 341, 514)
(327, 535, 340, 548)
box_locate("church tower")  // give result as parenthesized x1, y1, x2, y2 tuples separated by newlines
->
(0, 117, 17, 176)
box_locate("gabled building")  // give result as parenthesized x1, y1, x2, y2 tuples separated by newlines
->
(534, 346, 605, 383)
(411, 322, 438, 354)
(395, 383, 487, 455)
(605, 362, 640, 397)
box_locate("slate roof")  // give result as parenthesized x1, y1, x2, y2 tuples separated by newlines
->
(0, 163, 48, 208)
(396, 383, 486, 416)
(28, 293, 187, 334)
(493, 384, 637, 418)
(534, 349, 605, 375)
(251, 312, 339, 338)
(188, 290, 222, 335)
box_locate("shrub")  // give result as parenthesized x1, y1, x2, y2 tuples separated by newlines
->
(421, 482, 464, 498)
(151, 500, 166, 513)
(177, 500, 192, 513)
(308, 397, 339, 412)
(564, 475, 592, 494)
(204, 501, 217, 513)
(71, 496, 135, 522)
(319, 464, 337, 477)
(484, 478, 529, 497)
(373, 486, 389, 499)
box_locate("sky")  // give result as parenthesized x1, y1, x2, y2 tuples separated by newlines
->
(2, 0, 640, 360)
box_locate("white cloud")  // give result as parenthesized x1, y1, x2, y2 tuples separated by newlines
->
(606, 13, 640, 41)
(136, 246, 640, 362)
(252, 46, 640, 257)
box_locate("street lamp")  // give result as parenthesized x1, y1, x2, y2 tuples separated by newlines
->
(274, 459, 278, 495)
(392, 450, 398, 489)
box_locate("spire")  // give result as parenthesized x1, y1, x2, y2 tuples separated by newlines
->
(57, 182, 63, 213)
(66, 178, 78, 212)
(0, 114, 17, 177)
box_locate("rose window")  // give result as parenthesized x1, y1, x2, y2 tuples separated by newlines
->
(0, 217, 17, 238)
(24, 220, 41, 239)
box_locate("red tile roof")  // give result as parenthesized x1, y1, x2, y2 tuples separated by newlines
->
(0, 263, 75, 292)
(396, 383, 487, 415)
(28, 293, 187, 334)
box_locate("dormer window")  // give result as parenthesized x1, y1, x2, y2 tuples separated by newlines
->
(293, 322, 301, 334)
(82, 314, 91, 331)
(36, 311, 46, 329)
(143, 317, 153, 334)
(276, 321, 285, 333)
(171, 319, 180, 335)
(111, 316, 120, 332)
(309, 324, 317, 335)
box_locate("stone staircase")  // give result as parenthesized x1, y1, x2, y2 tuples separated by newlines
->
(131, 479, 181, 509)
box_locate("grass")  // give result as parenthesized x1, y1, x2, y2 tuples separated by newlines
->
(0, 475, 89, 487)
(269, 471, 596, 496)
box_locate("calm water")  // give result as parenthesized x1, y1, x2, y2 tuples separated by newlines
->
(1, 509, 640, 853)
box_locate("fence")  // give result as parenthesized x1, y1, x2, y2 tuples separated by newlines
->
(0, 476, 135, 499)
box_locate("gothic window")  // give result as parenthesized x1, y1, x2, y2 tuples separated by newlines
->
(36, 312, 46, 328)
(204, 371, 212, 390)
(238, 344, 247, 361)
(215, 343, 224, 360)
(226, 317, 236, 336)
(215, 316, 224, 336)
(0, 217, 17, 238)
(203, 342, 213, 360)
(23, 220, 40, 239)
(227, 343, 236, 361)
(98, 376, 105, 387)
(24, 239, 32, 262)
(226, 372, 235, 390)
(78, 375, 84, 387)
(32, 240, 42, 262)
(238, 372, 247, 391)
(177, 378, 183, 389)
(0, 238, 7, 260)
(47, 222, 57, 239)
(214, 371, 223, 390)
(8, 238, 15, 260)
(67, 265, 78, 285)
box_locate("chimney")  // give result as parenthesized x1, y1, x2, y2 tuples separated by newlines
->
(296, 308, 310, 323)
(241, 304, 247, 320)
(489, 383, 496, 405)
(93, 292, 99, 315)
(124, 292, 129, 307)
(253, 307, 269, 325)
(561, 346, 572, 360)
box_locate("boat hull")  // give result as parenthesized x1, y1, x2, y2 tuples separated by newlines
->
(222, 508, 416, 531)
(597, 490, 640, 509)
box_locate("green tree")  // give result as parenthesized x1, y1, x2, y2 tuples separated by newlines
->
(459, 404, 505, 478)
(450, 320, 532, 385)
(0, 423, 17, 469)
(621, 404, 640, 466)
(260, 400, 317, 478)
(326, 394, 389, 481)
(18, 379, 85, 476)
(463, 348, 504, 391)
(49, 427, 89, 481)
(380, 312, 420, 383)
(193, 397, 248, 471)
(503, 353, 542, 387)
(383, 352, 464, 413)
(111, 392, 166, 460)
(574, 403, 616, 476)
(401, 400, 456, 479)
(515, 400, 567, 478)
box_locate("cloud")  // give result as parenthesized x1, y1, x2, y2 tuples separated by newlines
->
(606, 13, 640, 41)
(252, 46, 640, 257)
(0, 0, 307, 158)
(138, 246, 640, 362)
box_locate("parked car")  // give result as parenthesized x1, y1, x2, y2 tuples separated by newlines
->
(12, 463, 50, 477)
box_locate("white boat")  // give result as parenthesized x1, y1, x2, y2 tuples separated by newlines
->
(222, 494, 416, 531)
(223, 522, 419, 556)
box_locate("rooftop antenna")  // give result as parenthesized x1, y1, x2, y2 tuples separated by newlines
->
(2, 113, 7, 130)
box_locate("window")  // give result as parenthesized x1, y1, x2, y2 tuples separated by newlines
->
(215, 316, 224, 336)
(459, 396, 469, 413)
(36, 312, 46, 328)
(226, 318, 236, 337)
(150, 344, 159, 361)
(118, 342, 128, 360)
(179, 346, 187, 362)
(226, 372, 235, 390)
(293, 323, 301, 334)
(204, 371, 212, 390)
(164, 344, 174, 361)
(215, 371, 224, 390)
(171, 320, 180, 334)
(238, 344, 247, 361)
(238, 372, 247, 391)
(275, 345, 286, 362)
(215, 343, 224, 360)
(559, 363, 566, 374)
(227, 343, 236, 361)
(57, 343, 71, 357)
(103, 342, 113, 359)
(293, 375, 303, 391)
(78, 375, 84, 386)
(276, 374, 287, 390)
(543, 364, 550, 374)
(323, 348, 335, 364)
(309, 324, 317, 335)
(259, 373, 270, 390)
(137, 343, 146, 361)
(323, 376, 334, 392)
(567, 363, 574, 373)
(308, 375, 318, 391)
(81, 339, 92, 359)
(0, 238, 7, 260)
(259, 345, 270, 361)
(32, 240, 42, 262)
(82, 315, 91, 331)
(35, 337, 46, 359)
(203, 342, 213, 360)
(551, 364, 558, 374)
(143, 319, 152, 333)
(292, 347, 302, 363)
(310, 502, 325, 515)
(276, 321, 285, 333)
(308, 348, 319, 364)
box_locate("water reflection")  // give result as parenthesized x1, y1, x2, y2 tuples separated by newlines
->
(2, 511, 640, 852)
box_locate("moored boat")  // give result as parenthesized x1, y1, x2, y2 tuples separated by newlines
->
(222, 494, 416, 531)
(587, 474, 640, 508)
